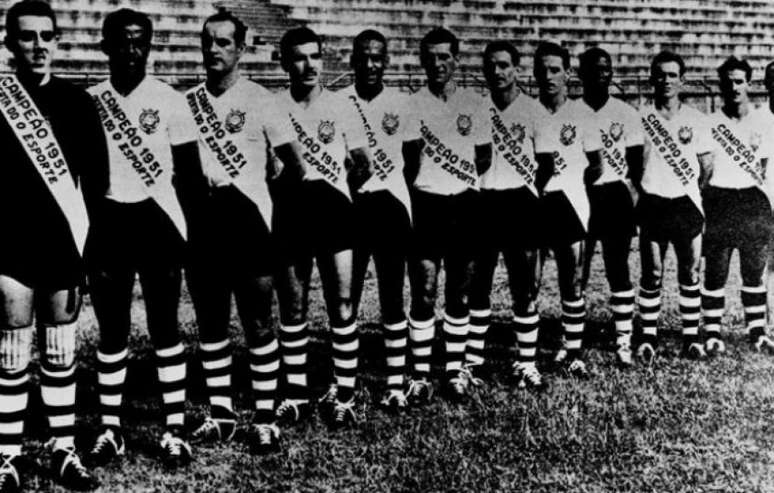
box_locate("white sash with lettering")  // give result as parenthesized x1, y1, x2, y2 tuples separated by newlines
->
(709, 122, 771, 207)
(92, 87, 187, 239)
(347, 94, 412, 221)
(489, 106, 538, 196)
(641, 111, 704, 215)
(0, 76, 89, 254)
(550, 149, 591, 230)
(288, 113, 350, 200)
(185, 83, 273, 226)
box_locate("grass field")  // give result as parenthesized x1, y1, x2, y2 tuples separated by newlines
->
(15, 242, 774, 492)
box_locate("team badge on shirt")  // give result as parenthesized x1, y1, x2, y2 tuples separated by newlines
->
(750, 132, 762, 152)
(138, 109, 160, 134)
(457, 114, 472, 136)
(678, 126, 693, 144)
(225, 109, 246, 134)
(382, 112, 400, 135)
(609, 122, 624, 142)
(318, 120, 335, 144)
(510, 123, 526, 143)
(559, 123, 576, 146)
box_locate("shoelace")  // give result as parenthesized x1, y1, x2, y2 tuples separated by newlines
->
(460, 366, 483, 387)
(521, 365, 542, 385)
(334, 400, 356, 423)
(0, 455, 18, 487)
(568, 360, 586, 373)
(276, 400, 300, 421)
(382, 390, 407, 407)
(193, 418, 220, 439)
(91, 431, 117, 456)
(256, 424, 277, 444)
(162, 435, 183, 457)
(319, 384, 337, 404)
(60, 448, 89, 479)
(406, 378, 429, 398)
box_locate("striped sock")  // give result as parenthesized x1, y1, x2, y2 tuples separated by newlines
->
(561, 298, 585, 357)
(701, 287, 725, 340)
(408, 317, 435, 379)
(741, 284, 768, 341)
(155, 343, 187, 428)
(514, 310, 540, 365)
(97, 349, 128, 428)
(679, 283, 701, 345)
(466, 308, 490, 366)
(610, 289, 635, 348)
(383, 320, 408, 391)
(40, 360, 76, 450)
(638, 287, 661, 345)
(0, 369, 28, 457)
(443, 312, 469, 376)
(199, 339, 233, 415)
(331, 322, 358, 403)
(278, 323, 309, 400)
(249, 335, 280, 424)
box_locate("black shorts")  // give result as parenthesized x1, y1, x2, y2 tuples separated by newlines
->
(85, 198, 184, 274)
(476, 187, 541, 250)
(704, 186, 774, 250)
(190, 186, 275, 277)
(410, 188, 478, 260)
(354, 190, 411, 254)
(637, 193, 703, 243)
(588, 181, 636, 240)
(539, 191, 586, 247)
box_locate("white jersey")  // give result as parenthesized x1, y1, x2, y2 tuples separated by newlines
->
(338, 84, 415, 216)
(186, 78, 293, 226)
(639, 103, 712, 210)
(481, 93, 543, 193)
(88, 76, 197, 239)
(278, 88, 368, 200)
(534, 98, 603, 229)
(582, 97, 644, 185)
(412, 86, 490, 195)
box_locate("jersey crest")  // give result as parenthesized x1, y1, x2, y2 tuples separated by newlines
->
(559, 123, 576, 146)
(678, 126, 693, 144)
(382, 112, 400, 135)
(318, 120, 335, 144)
(138, 108, 160, 134)
(510, 123, 526, 143)
(457, 114, 472, 136)
(750, 131, 762, 153)
(609, 122, 624, 142)
(225, 109, 246, 134)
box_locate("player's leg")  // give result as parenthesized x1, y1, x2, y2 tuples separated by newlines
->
(637, 234, 667, 364)
(467, 246, 497, 374)
(701, 241, 731, 355)
(554, 240, 588, 377)
(600, 233, 636, 366)
(506, 245, 544, 390)
(671, 201, 704, 358)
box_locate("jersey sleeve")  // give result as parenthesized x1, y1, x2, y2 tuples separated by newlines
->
(168, 91, 198, 146)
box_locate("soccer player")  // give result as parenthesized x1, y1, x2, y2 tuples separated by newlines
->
(85, 9, 205, 467)
(185, 11, 303, 453)
(405, 27, 491, 402)
(272, 27, 371, 428)
(635, 51, 714, 363)
(473, 41, 545, 389)
(341, 30, 418, 410)
(578, 47, 644, 367)
(532, 42, 602, 377)
(0, 1, 106, 490)
(702, 57, 774, 354)
(762, 61, 774, 345)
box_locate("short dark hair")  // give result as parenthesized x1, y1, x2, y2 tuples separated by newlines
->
(534, 41, 570, 70)
(483, 40, 519, 66)
(5, 0, 58, 40)
(280, 27, 321, 63)
(717, 56, 752, 82)
(102, 8, 153, 44)
(579, 47, 612, 74)
(650, 50, 685, 77)
(203, 9, 247, 46)
(352, 29, 387, 54)
(420, 27, 459, 59)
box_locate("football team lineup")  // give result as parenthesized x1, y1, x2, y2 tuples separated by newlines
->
(1, 0, 774, 491)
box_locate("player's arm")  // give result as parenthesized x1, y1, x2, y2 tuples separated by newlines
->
(346, 146, 373, 191)
(171, 141, 209, 224)
(583, 149, 603, 187)
(273, 141, 306, 182)
(402, 138, 424, 185)
(475, 143, 492, 175)
(535, 152, 555, 194)
(625, 144, 645, 193)
(697, 151, 714, 189)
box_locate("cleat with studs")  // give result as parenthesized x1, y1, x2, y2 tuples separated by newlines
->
(327, 399, 357, 430)
(405, 377, 434, 407)
(246, 422, 280, 455)
(705, 336, 726, 356)
(159, 429, 192, 469)
(636, 342, 656, 365)
(51, 446, 99, 491)
(379, 389, 408, 413)
(681, 342, 706, 360)
(512, 362, 547, 391)
(191, 416, 237, 443)
(275, 399, 311, 425)
(0, 454, 20, 493)
(88, 427, 125, 467)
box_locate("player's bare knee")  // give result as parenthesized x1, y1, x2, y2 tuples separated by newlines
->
(39, 321, 78, 369)
(0, 326, 33, 374)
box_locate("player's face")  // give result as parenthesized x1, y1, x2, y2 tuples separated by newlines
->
(105, 23, 151, 78)
(352, 39, 387, 88)
(202, 20, 243, 74)
(582, 55, 612, 91)
(720, 69, 749, 106)
(285, 42, 322, 88)
(483, 50, 518, 91)
(534, 54, 567, 95)
(651, 61, 683, 99)
(8, 16, 57, 76)
(422, 42, 456, 86)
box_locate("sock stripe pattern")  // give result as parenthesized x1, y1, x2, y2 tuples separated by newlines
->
(741, 285, 767, 338)
(638, 287, 661, 340)
(679, 283, 701, 341)
(199, 339, 233, 412)
(561, 298, 585, 352)
(514, 310, 539, 363)
(97, 348, 128, 428)
(467, 308, 490, 366)
(155, 343, 187, 427)
(443, 312, 469, 373)
(610, 289, 635, 342)
(278, 323, 309, 398)
(408, 317, 435, 377)
(701, 287, 725, 337)
(0, 369, 28, 456)
(332, 322, 358, 402)
(40, 362, 76, 441)
(383, 320, 407, 390)
(249, 336, 279, 415)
